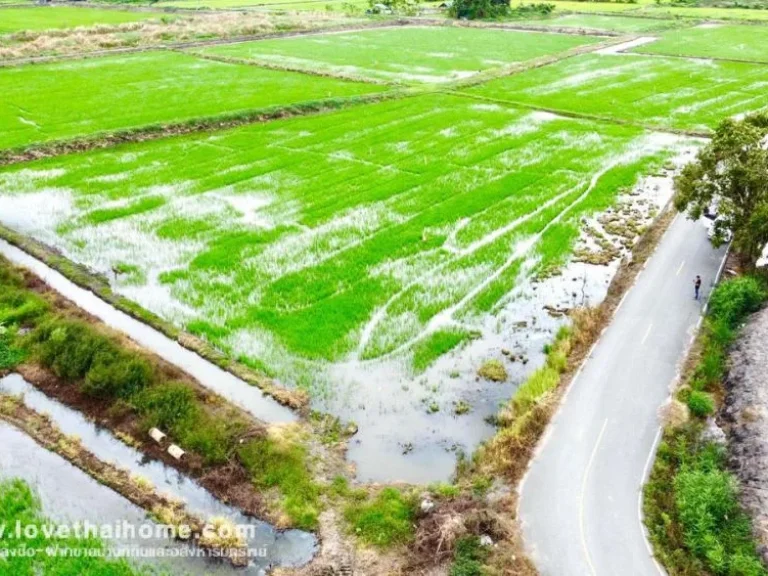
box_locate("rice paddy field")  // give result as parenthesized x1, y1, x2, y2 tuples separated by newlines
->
(0, 6, 162, 34)
(633, 24, 768, 62)
(2, 16, 768, 481)
(0, 50, 384, 150)
(515, 13, 686, 32)
(466, 53, 768, 132)
(195, 26, 602, 84)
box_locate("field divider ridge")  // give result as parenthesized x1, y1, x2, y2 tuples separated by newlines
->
(0, 87, 429, 167)
(630, 49, 768, 67)
(0, 18, 410, 69)
(444, 33, 637, 91)
(445, 90, 712, 138)
(178, 47, 396, 86)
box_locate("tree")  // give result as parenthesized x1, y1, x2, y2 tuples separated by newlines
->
(448, 0, 509, 19)
(675, 113, 768, 266)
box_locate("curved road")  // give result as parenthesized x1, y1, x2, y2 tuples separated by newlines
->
(519, 214, 727, 576)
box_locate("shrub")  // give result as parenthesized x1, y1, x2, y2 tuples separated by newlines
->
(343, 487, 416, 547)
(0, 327, 24, 370)
(674, 464, 763, 575)
(82, 351, 153, 400)
(687, 391, 715, 418)
(708, 277, 765, 328)
(133, 382, 199, 432)
(33, 319, 111, 381)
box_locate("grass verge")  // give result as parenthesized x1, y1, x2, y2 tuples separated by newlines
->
(0, 253, 321, 529)
(644, 275, 768, 576)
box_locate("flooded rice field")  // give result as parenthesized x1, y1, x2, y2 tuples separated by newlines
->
(0, 373, 317, 573)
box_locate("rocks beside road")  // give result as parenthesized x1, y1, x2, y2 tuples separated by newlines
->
(722, 306, 768, 559)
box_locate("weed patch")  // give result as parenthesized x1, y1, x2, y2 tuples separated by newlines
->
(344, 487, 416, 547)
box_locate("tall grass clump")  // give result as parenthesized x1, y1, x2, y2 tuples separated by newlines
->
(343, 487, 417, 547)
(238, 433, 321, 530)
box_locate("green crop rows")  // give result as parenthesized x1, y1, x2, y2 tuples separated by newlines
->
(466, 53, 768, 133)
(0, 7, 162, 34)
(516, 14, 683, 33)
(196, 26, 601, 83)
(634, 24, 768, 63)
(0, 50, 384, 150)
(0, 93, 689, 382)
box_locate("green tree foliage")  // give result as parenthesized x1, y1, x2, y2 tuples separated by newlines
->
(675, 113, 768, 266)
(368, 0, 421, 15)
(449, 0, 510, 19)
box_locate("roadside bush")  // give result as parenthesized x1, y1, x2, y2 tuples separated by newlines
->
(687, 391, 715, 418)
(708, 277, 766, 328)
(675, 463, 763, 576)
(343, 487, 416, 547)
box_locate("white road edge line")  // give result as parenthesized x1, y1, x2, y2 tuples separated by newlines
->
(641, 322, 653, 346)
(636, 245, 731, 576)
(638, 428, 666, 576)
(675, 260, 685, 276)
(580, 418, 608, 576)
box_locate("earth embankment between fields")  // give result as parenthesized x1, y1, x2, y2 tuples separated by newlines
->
(722, 306, 768, 561)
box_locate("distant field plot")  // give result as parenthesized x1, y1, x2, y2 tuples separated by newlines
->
(638, 4, 768, 19)
(0, 51, 384, 150)
(634, 24, 768, 62)
(195, 26, 602, 83)
(466, 53, 768, 132)
(515, 13, 684, 32)
(543, 1, 645, 12)
(0, 94, 689, 380)
(0, 7, 162, 34)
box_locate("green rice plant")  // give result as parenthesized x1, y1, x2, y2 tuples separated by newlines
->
(197, 26, 600, 84)
(636, 25, 768, 63)
(343, 487, 416, 547)
(411, 328, 476, 374)
(0, 93, 690, 382)
(0, 50, 384, 150)
(85, 195, 167, 226)
(466, 54, 768, 132)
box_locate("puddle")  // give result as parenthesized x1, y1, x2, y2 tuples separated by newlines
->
(0, 238, 296, 425)
(0, 421, 237, 575)
(0, 373, 317, 573)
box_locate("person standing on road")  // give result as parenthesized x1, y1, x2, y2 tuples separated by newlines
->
(694, 275, 702, 300)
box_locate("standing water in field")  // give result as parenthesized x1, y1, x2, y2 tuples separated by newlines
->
(0, 93, 705, 483)
(0, 239, 296, 425)
(0, 374, 317, 573)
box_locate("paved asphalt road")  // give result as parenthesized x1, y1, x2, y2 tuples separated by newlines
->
(519, 214, 728, 576)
